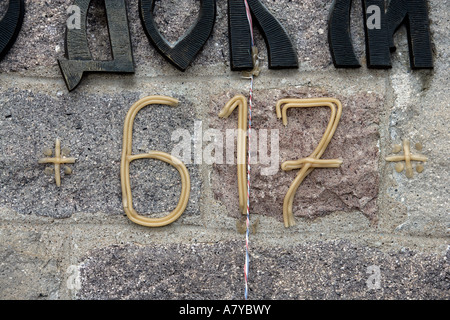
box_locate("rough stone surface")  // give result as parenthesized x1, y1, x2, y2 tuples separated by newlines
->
(0, 0, 448, 301)
(210, 87, 382, 222)
(0, 227, 62, 299)
(0, 0, 363, 76)
(77, 241, 450, 300)
(0, 89, 202, 220)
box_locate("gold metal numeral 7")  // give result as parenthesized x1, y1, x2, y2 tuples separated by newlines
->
(276, 98, 343, 227)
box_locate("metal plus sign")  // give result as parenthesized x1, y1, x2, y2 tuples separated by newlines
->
(39, 138, 76, 187)
(385, 139, 428, 178)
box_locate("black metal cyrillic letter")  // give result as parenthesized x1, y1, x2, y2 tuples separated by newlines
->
(329, 0, 433, 69)
(139, 0, 216, 71)
(58, 0, 135, 91)
(328, 0, 361, 68)
(0, 0, 25, 61)
(386, 0, 433, 69)
(228, 0, 298, 71)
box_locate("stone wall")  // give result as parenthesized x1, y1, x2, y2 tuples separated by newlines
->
(0, 0, 448, 299)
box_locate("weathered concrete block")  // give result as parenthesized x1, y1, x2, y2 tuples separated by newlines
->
(77, 241, 450, 300)
(0, 222, 63, 299)
(0, 0, 363, 77)
(209, 87, 383, 223)
(0, 88, 201, 220)
(0, 0, 448, 301)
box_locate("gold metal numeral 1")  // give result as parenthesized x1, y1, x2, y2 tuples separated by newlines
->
(121, 96, 191, 227)
(276, 98, 343, 228)
(218, 95, 248, 215)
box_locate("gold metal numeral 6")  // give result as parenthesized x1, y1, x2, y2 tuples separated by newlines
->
(121, 96, 191, 227)
(276, 98, 343, 228)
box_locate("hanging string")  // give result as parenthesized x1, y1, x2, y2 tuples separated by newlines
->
(244, 75, 253, 300)
(243, 0, 254, 46)
(243, 0, 255, 301)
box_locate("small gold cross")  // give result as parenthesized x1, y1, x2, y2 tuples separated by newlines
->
(385, 139, 428, 178)
(39, 138, 76, 187)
